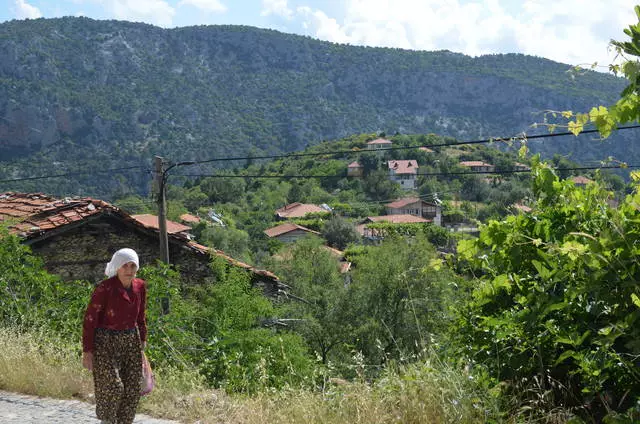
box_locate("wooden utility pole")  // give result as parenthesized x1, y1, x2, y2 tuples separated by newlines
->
(155, 156, 170, 264)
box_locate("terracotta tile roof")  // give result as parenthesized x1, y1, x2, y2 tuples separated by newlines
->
(264, 222, 320, 238)
(388, 160, 418, 174)
(365, 214, 431, 224)
(180, 213, 201, 224)
(511, 203, 532, 213)
(459, 161, 493, 168)
(132, 214, 191, 234)
(322, 245, 344, 258)
(0, 192, 112, 238)
(571, 176, 594, 185)
(367, 138, 392, 145)
(186, 241, 279, 281)
(348, 161, 363, 168)
(275, 202, 325, 219)
(385, 197, 437, 209)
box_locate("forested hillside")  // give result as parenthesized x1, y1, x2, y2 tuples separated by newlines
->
(0, 17, 631, 198)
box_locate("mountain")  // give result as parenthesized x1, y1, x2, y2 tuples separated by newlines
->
(0, 17, 631, 197)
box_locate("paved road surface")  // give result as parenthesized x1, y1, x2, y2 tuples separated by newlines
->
(0, 391, 179, 423)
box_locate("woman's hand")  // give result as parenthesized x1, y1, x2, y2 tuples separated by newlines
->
(82, 352, 93, 371)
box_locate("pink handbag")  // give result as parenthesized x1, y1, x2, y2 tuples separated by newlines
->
(141, 352, 155, 396)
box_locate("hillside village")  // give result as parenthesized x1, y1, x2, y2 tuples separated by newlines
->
(3, 11, 640, 424)
(1, 132, 621, 290)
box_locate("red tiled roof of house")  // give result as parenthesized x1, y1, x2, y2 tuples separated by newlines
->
(388, 160, 418, 174)
(0, 192, 113, 237)
(459, 161, 493, 167)
(322, 245, 344, 258)
(365, 214, 431, 224)
(571, 176, 594, 185)
(275, 203, 325, 219)
(264, 222, 320, 238)
(180, 213, 201, 224)
(132, 214, 191, 234)
(385, 197, 437, 209)
(511, 203, 532, 213)
(348, 161, 363, 168)
(367, 138, 392, 145)
(186, 241, 279, 280)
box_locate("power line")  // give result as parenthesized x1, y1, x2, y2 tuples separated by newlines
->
(168, 125, 640, 168)
(0, 165, 148, 184)
(173, 164, 640, 180)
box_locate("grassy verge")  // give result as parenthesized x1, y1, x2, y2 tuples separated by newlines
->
(0, 326, 499, 423)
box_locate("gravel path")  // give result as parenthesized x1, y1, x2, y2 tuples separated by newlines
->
(0, 391, 179, 423)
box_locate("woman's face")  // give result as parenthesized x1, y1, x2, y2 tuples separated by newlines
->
(117, 261, 138, 285)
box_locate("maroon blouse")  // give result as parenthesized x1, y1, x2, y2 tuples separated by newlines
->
(82, 276, 147, 353)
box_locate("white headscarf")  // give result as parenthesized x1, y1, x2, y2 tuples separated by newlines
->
(105, 248, 140, 278)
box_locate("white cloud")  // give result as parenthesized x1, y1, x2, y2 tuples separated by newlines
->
(95, 0, 175, 27)
(13, 0, 42, 19)
(261, 0, 293, 20)
(296, 0, 637, 67)
(178, 0, 227, 14)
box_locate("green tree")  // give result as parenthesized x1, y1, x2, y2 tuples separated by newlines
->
(348, 235, 456, 368)
(321, 216, 359, 250)
(455, 158, 640, 419)
(273, 237, 352, 364)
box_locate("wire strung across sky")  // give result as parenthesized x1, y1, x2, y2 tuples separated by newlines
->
(172, 164, 640, 180)
(0, 165, 148, 184)
(2, 125, 640, 185)
(167, 125, 640, 168)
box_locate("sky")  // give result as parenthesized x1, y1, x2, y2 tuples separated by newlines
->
(1, 0, 638, 69)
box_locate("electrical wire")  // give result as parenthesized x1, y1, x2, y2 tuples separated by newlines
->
(168, 125, 640, 167)
(0, 165, 148, 184)
(172, 164, 640, 180)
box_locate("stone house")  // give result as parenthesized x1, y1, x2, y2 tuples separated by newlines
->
(356, 214, 431, 239)
(347, 161, 364, 177)
(571, 176, 594, 186)
(264, 222, 320, 243)
(388, 160, 419, 190)
(366, 138, 392, 154)
(459, 161, 495, 173)
(275, 202, 326, 220)
(384, 197, 442, 226)
(0, 192, 282, 296)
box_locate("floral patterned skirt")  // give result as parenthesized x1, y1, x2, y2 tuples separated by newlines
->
(93, 328, 142, 424)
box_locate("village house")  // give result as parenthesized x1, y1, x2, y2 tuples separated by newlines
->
(366, 138, 392, 154)
(510, 203, 532, 214)
(275, 202, 327, 220)
(571, 175, 594, 187)
(180, 213, 202, 226)
(514, 162, 531, 172)
(0, 192, 282, 296)
(459, 161, 495, 173)
(133, 213, 192, 237)
(356, 214, 430, 240)
(264, 222, 320, 243)
(347, 161, 364, 177)
(384, 197, 442, 226)
(388, 160, 419, 190)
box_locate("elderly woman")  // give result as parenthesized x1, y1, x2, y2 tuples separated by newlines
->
(82, 248, 148, 424)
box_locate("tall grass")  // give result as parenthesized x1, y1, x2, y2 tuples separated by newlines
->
(0, 325, 500, 423)
(0, 326, 92, 399)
